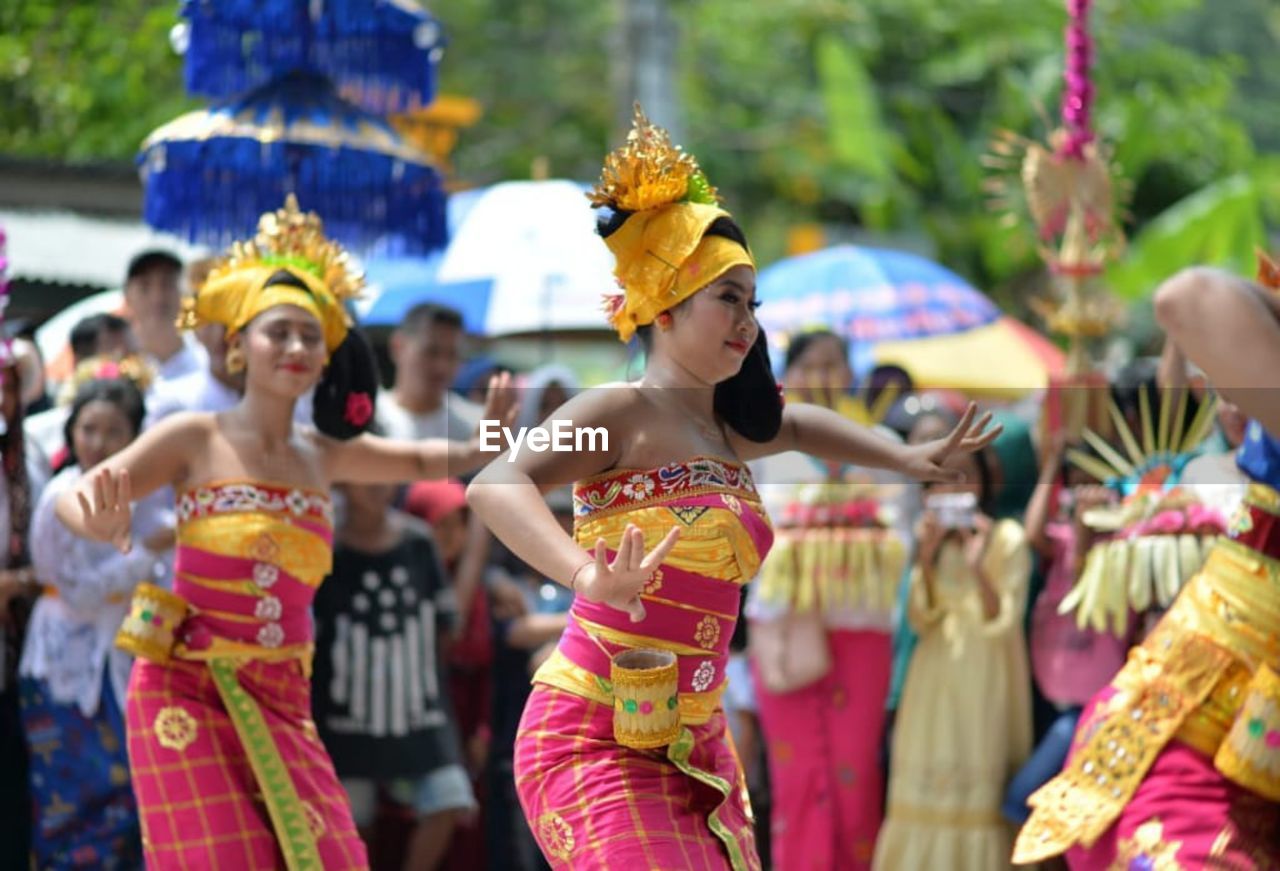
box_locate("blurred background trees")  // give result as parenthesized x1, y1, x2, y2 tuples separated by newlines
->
(2, 0, 1276, 337)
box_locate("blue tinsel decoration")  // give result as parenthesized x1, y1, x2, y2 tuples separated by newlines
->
(139, 72, 447, 255)
(179, 0, 445, 114)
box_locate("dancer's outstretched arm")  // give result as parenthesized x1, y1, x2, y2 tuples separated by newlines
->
(732, 400, 1002, 483)
(54, 413, 206, 551)
(1154, 266, 1280, 433)
(323, 372, 518, 483)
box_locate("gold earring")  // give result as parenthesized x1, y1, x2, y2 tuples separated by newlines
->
(225, 346, 245, 374)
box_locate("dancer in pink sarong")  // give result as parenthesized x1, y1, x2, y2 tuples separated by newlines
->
(54, 197, 514, 870)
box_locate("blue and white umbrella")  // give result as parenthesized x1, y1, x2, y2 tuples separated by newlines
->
(361, 180, 617, 335)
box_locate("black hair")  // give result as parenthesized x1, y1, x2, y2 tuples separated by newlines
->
(0, 362, 31, 567)
(603, 212, 783, 443)
(783, 330, 849, 372)
(126, 249, 182, 281)
(69, 313, 130, 363)
(314, 326, 381, 440)
(398, 302, 464, 335)
(255, 269, 381, 440)
(61, 377, 146, 471)
(972, 446, 996, 516)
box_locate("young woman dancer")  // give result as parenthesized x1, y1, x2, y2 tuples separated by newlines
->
(57, 198, 513, 869)
(467, 107, 1000, 870)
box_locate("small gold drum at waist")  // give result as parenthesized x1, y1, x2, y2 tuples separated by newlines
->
(610, 648, 681, 750)
(115, 583, 189, 665)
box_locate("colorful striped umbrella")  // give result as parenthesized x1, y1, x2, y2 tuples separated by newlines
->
(757, 245, 1063, 397)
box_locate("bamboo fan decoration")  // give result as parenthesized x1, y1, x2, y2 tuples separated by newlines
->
(759, 384, 909, 616)
(1057, 389, 1227, 635)
(758, 480, 908, 617)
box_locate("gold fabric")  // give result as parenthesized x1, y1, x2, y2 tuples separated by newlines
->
(1014, 505, 1280, 863)
(589, 105, 754, 341)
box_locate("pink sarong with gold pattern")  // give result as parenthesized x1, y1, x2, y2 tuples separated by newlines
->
(125, 480, 367, 870)
(515, 456, 773, 870)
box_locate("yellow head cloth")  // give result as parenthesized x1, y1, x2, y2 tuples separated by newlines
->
(179, 195, 363, 354)
(590, 105, 755, 342)
(192, 263, 347, 352)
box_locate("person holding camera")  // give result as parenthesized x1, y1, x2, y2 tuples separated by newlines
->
(873, 448, 1033, 871)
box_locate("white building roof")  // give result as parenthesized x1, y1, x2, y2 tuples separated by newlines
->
(0, 209, 208, 288)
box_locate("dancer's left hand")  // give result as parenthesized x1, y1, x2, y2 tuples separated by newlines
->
(897, 403, 1002, 483)
(479, 371, 519, 433)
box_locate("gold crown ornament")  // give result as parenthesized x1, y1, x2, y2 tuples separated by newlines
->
(57, 354, 155, 406)
(590, 105, 754, 342)
(178, 195, 364, 355)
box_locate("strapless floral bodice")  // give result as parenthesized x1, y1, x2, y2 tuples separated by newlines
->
(535, 456, 773, 724)
(172, 479, 333, 656)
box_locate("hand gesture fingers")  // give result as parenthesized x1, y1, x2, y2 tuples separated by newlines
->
(583, 526, 682, 623)
(482, 372, 519, 430)
(639, 526, 681, 573)
(958, 412, 1002, 452)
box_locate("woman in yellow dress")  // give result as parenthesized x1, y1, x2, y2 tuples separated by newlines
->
(465, 106, 1001, 871)
(873, 449, 1033, 870)
(53, 198, 514, 870)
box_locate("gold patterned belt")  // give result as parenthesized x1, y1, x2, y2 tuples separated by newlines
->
(116, 583, 314, 675)
(1014, 516, 1280, 863)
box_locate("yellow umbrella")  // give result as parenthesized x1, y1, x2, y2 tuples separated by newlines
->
(872, 316, 1065, 399)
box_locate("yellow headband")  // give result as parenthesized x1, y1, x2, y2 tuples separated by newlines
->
(192, 264, 348, 352)
(604, 226, 754, 342)
(179, 195, 363, 354)
(590, 105, 754, 342)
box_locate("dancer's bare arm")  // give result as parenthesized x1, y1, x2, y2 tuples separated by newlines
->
(1154, 267, 1280, 433)
(323, 372, 519, 483)
(466, 387, 677, 622)
(54, 413, 208, 550)
(730, 401, 1002, 483)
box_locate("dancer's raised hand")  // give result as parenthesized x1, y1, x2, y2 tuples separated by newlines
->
(480, 371, 519, 432)
(573, 524, 681, 623)
(898, 403, 1002, 483)
(75, 467, 134, 553)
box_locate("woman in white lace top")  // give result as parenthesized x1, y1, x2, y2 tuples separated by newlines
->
(18, 371, 173, 869)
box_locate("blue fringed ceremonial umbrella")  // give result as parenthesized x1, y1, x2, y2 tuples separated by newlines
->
(175, 0, 444, 114)
(138, 71, 447, 254)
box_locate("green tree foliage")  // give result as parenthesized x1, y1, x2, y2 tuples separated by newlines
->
(0, 0, 1273, 309)
(0, 1, 195, 161)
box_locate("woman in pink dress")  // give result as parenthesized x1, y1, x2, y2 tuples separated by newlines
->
(53, 198, 514, 870)
(466, 106, 1001, 871)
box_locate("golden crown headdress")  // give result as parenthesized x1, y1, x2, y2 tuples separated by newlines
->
(589, 105, 720, 212)
(589, 105, 752, 341)
(178, 196, 363, 353)
(179, 194, 364, 330)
